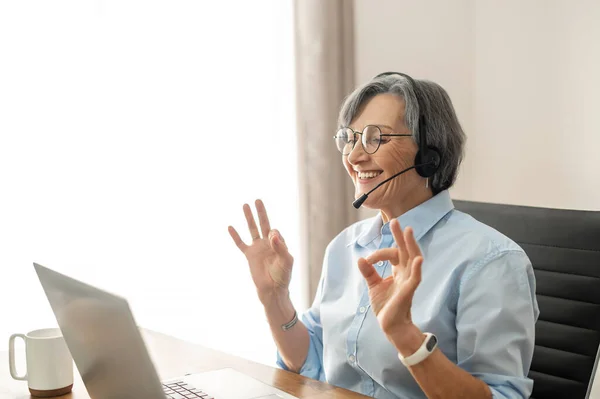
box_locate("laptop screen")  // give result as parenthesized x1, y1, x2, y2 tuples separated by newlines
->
(34, 263, 166, 399)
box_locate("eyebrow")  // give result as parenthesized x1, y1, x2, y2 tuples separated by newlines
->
(348, 124, 396, 131)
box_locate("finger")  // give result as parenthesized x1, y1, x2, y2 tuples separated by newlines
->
(389, 256, 423, 310)
(357, 257, 382, 289)
(269, 229, 286, 243)
(243, 203, 261, 240)
(404, 227, 422, 261)
(269, 229, 289, 256)
(365, 248, 399, 265)
(228, 226, 248, 252)
(255, 199, 272, 238)
(407, 255, 423, 290)
(272, 237, 293, 264)
(390, 219, 408, 265)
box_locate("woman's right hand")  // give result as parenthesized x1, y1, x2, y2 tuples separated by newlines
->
(228, 199, 294, 305)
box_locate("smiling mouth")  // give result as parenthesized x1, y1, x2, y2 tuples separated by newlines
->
(356, 170, 383, 183)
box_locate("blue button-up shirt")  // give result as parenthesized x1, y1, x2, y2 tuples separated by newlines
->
(277, 190, 539, 398)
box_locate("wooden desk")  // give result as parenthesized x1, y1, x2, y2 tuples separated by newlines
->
(1, 329, 369, 399)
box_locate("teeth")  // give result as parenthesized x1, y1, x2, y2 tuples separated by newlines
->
(358, 171, 382, 179)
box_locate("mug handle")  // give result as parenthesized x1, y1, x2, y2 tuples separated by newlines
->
(9, 333, 28, 381)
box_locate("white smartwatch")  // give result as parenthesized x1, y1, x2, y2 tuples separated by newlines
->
(397, 333, 438, 367)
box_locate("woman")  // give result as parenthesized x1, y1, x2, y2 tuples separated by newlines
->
(228, 73, 539, 399)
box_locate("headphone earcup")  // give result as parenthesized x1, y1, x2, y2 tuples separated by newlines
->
(414, 146, 441, 178)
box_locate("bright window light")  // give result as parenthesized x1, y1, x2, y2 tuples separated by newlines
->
(0, 0, 303, 368)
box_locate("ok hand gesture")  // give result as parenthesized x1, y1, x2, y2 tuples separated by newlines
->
(357, 219, 423, 337)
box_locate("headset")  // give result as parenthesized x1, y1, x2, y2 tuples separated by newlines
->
(374, 71, 441, 178)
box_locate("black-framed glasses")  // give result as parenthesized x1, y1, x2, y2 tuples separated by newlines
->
(333, 125, 411, 155)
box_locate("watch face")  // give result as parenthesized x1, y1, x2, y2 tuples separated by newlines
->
(426, 335, 438, 351)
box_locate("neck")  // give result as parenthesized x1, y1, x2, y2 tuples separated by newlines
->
(380, 184, 433, 224)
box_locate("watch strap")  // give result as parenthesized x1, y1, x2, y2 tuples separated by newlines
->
(398, 333, 438, 367)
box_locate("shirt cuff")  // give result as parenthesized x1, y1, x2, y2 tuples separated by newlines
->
(275, 331, 322, 380)
(475, 372, 534, 399)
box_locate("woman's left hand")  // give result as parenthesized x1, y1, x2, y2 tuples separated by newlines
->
(357, 219, 423, 340)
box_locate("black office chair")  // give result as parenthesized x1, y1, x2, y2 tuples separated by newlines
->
(454, 200, 600, 399)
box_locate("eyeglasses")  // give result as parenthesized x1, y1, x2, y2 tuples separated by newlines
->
(333, 125, 411, 155)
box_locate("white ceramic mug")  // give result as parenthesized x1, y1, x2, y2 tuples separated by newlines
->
(9, 328, 74, 397)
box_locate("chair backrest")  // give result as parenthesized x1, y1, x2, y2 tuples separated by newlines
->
(454, 200, 600, 399)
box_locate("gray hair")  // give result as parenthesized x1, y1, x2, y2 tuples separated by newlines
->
(338, 74, 466, 195)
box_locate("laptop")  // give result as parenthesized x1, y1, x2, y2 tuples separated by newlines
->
(33, 262, 298, 399)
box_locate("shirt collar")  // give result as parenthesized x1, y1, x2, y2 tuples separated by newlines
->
(348, 190, 454, 248)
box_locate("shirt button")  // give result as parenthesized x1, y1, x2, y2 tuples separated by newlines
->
(377, 261, 384, 266)
(348, 354, 356, 363)
(359, 306, 367, 314)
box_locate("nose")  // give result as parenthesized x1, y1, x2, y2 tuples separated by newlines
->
(347, 137, 369, 165)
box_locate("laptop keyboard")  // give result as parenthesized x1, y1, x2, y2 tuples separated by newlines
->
(162, 381, 214, 399)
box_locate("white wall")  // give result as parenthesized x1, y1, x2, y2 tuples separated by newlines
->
(471, 0, 600, 210)
(354, 0, 600, 212)
(354, 0, 600, 397)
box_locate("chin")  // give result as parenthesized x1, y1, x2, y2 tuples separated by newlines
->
(362, 201, 379, 210)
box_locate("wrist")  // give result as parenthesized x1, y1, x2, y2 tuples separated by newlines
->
(258, 288, 289, 307)
(387, 324, 426, 357)
(261, 289, 295, 327)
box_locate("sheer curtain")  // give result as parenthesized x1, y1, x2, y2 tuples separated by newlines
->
(294, 0, 358, 301)
(0, 0, 302, 367)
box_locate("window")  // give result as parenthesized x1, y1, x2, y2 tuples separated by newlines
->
(0, 0, 303, 367)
